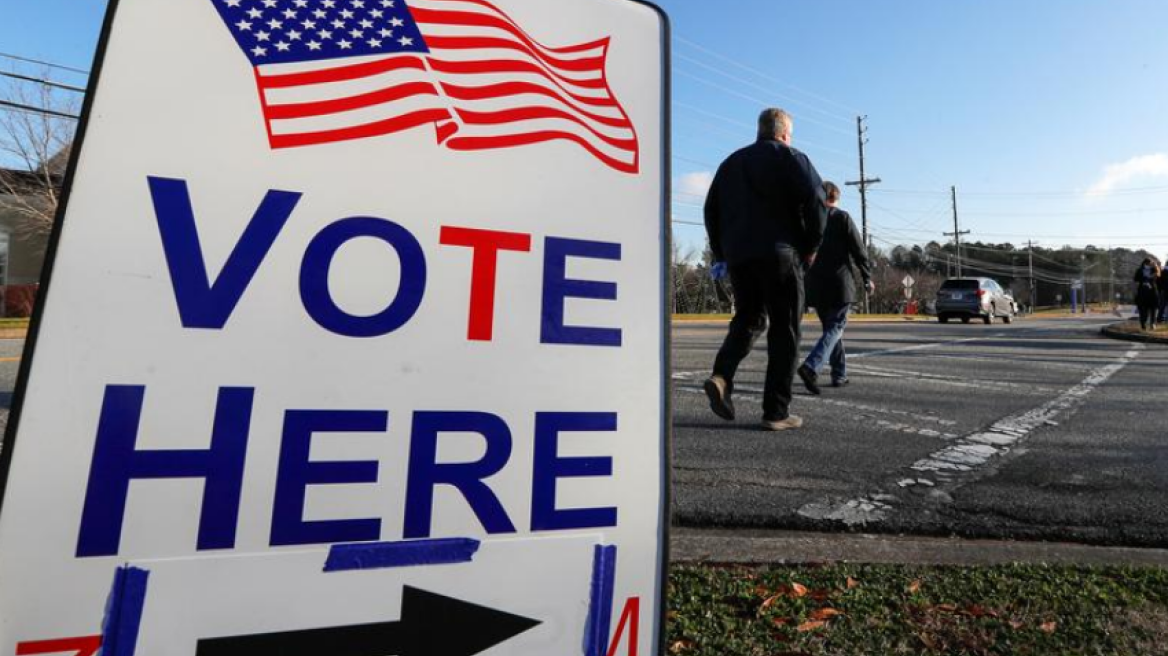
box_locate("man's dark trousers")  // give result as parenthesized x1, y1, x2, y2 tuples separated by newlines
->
(713, 246, 804, 420)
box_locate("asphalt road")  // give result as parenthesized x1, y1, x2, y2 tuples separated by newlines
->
(0, 316, 1164, 549)
(673, 315, 1168, 548)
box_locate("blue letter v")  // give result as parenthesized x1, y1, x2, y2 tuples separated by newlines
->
(149, 176, 301, 329)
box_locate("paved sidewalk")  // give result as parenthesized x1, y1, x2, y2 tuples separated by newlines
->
(672, 527, 1168, 567)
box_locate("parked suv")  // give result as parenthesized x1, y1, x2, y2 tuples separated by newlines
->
(936, 278, 1016, 324)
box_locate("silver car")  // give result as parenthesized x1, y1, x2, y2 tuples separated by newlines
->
(936, 277, 1016, 324)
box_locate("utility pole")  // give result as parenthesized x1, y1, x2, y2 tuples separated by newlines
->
(1109, 250, 1116, 311)
(943, 186, 970, 277)
(1027, 240, 1036, 313)
(1080, 254, 1088, 314)
(845, 116, 881, 313)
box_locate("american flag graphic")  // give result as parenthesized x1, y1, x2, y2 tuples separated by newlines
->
(211, 0, 640, 173)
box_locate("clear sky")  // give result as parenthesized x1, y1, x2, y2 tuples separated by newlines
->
(3, 0, 1168, 255)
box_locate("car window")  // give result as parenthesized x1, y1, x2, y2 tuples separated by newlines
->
(941, 280, 979, 291)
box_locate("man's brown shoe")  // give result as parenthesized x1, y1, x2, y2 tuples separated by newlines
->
(703, 375, 735, 421)
(761, 415, 803, 431)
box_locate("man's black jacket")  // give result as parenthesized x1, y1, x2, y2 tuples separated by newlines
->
(703, 139, 826, 265)
(806, 208, 871, 308)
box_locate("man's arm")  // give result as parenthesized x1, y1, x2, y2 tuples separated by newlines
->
(791, 151, 827, 263)
(703, 167, 724, 262)
(845, 211, 873, 289)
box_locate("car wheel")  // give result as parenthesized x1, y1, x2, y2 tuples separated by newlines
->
(1003, 313, 1013, 324)
(961, 317, 971, 324)
(939, 316, 949, 324)
(983, 313, 992, 325)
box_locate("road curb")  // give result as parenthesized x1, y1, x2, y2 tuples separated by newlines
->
(672, 528, 1168, 568)
(1100, 320, 1168, 345)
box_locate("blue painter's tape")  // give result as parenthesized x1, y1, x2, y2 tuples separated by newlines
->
(101, 565, 150, 656)
(323, 537, 481, 572)
(583, 544, 617, 656)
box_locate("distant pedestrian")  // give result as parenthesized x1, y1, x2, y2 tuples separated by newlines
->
(1134, 258, 1160, 331)
(797, 182, 873, 393)
(1158, 258, 1168, 323)
(703, 108, 827, 431)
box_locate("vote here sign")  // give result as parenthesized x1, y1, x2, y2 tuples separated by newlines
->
(0, 0, 669, 654)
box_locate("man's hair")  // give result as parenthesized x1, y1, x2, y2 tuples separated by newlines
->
(823, 181, 841, 203)
(757, 108, 792, 141)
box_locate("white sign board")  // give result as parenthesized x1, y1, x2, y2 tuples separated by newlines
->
(0, 0, 669, 654)
(902, 275, 915, 288)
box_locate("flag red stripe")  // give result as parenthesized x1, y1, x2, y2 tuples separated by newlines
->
(419, 0, 607, 55)
(426, 58, 609, 90)
(264, 82, 439, 119)
(412, 7, 608, 67)
(442, 81, 628, 126)
(446, 131, 637, 173)
(423, 34, 606, 73)
(456, 107, 637, 150)
(268, 107, 451, 148)
(258, 55, 428, 89)
(16, 637, 102, 656)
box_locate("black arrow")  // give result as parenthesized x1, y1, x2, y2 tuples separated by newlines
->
(195, 586, 541, 656)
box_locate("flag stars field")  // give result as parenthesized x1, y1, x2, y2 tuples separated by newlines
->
(218, 0, 421, 60)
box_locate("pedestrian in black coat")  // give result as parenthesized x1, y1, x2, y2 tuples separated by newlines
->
(1134, 258, 1160, 331)
(1158, 258, 1168, 323)
(797, 182, 872, 392)
(702, 108, 827, 431)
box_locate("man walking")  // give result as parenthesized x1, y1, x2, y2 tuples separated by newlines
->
(1158, 257, 1168, 324)
(702, 108, 827, 431)
(797, 182, 872, 393)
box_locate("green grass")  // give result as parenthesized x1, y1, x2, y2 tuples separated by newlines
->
(668, 563, 1168, 655)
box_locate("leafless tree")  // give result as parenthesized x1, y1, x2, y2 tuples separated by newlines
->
(0, 70, 78, 257)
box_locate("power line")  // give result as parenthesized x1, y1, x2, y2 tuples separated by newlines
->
(871, 185, 1168, 198)
(673, 36, 862, 117)
(673, 154, 719, 169)
(674, 69, 855, 139)
(0, 52, 89, 76)
(673, 103, 855, 159)
(0, 99, 79, 120)
(0, 70, 86, 94)
(859, 205, 1168, 218)
(674, 52, 854, 128)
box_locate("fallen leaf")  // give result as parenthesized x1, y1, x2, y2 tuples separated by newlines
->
(964, 604, 999, 618)
(934, 604, 958, 613)
(1040, 621, 1057, 634)
(1009, 620, 1025, 630)
(760, 594, 782, 610)
(771, 617, 792, 627)
(918, 634, 938, 649)
(666, 610, 679, 620)
(668, 640, 693, 654)
(754, 585, 771, 598)
(808, 608, 844, 621)
(846, 577, 860, 589)
(796, 620, 827, 632)
(908, 580, 922, 594)
(808, 589, 832, 602)
(791, 582, 809, 598)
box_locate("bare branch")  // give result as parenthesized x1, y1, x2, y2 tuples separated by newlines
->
(0, 67, 75, 255)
